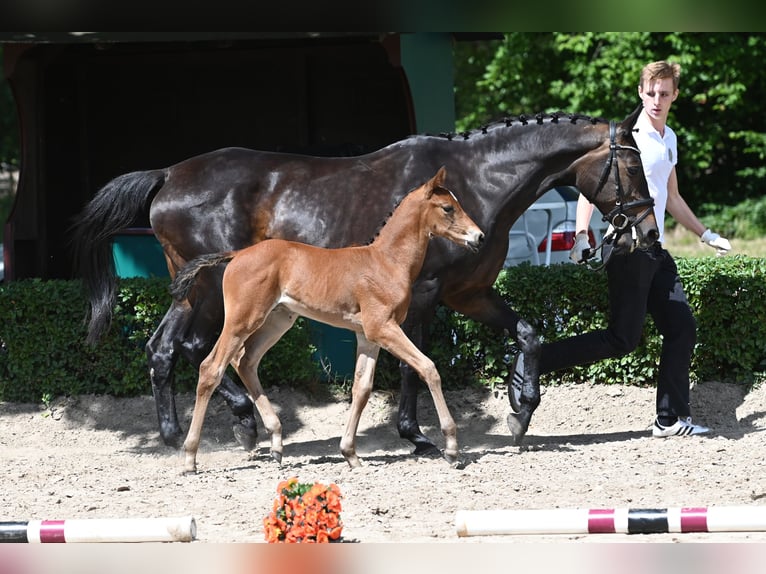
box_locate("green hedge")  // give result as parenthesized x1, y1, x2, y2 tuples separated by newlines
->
(0, 278, 319, 402)
(429, 255, 766, 390)
(1, 256, 764, 402)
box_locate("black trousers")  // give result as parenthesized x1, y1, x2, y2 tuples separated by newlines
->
(539, 245, 696, 419)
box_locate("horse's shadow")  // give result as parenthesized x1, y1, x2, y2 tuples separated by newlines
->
(47, 380, 764, 464)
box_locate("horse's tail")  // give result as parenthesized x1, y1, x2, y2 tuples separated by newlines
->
(70, 170, 166, 345)
(168, 252, 236, 302)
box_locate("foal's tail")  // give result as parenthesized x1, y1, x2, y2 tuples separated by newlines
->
(168, 252, 236, 302)
(70, 170, 166, 344)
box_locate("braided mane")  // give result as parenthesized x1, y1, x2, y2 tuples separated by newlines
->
(434, 111, 607, 141)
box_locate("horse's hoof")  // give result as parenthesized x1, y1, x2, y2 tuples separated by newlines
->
(161, 430, 185, 449)
(507, 413, 528, 446)
(411, 438, 439, 457)
(181, 467, 198, 476)
(270, 450, 282, 465)
(443, 451, 460, 468)
(232, 423, 258, 452)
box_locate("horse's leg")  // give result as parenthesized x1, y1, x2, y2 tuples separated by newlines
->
(233, 307, 298, 464)
(180, 297, 260, 451)
(444, 287, 541, 445)
(146, 300, 191, 448)
(183, 326, 252, 474)
(339, 335, 380, 468)
(396, 280, 441, 454)
(373, 321, 458, 464)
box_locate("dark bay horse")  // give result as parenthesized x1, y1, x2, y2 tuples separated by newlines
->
(72, 107, 659, 453)
(169, 167, 484, 472)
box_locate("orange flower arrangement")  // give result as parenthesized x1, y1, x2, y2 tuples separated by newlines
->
(263, 477, 343, 543)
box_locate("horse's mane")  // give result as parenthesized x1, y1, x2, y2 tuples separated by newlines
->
(365, 183, 453, 245)
(428, 111, 608, 141)
(366, 194, 407, 245)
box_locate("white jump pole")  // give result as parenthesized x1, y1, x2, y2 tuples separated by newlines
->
(455, 506, 766, 537)
(0, 516, 196, 543)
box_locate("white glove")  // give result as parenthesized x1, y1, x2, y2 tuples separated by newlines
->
(700, 229, 731, 255)
(569, 231, 592, 264)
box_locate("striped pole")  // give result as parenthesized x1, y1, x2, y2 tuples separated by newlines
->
(0, 516, 196, 543)
(455, 507, 766, 537)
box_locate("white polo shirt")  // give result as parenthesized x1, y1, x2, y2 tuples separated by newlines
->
(632, 110, 678, 243)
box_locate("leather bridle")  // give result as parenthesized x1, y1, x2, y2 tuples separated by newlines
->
(585, 121, 655, 265)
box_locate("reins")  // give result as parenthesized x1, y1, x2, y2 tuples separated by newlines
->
(584, 121, 654, 269)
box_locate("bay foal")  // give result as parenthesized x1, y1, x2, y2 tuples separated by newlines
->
(170, 167, 484, 472)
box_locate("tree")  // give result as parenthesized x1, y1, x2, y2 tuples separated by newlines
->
(454, 33, 766, 210)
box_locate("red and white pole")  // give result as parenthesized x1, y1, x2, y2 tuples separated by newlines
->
(455, 507, 766, 537)
(0, 516, 196, 543)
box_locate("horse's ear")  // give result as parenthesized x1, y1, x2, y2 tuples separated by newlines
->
(621, 103, 644, 132)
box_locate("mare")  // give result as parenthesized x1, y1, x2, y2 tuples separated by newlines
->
(72, 107, 659, 454)
(168, 167, 484, 472)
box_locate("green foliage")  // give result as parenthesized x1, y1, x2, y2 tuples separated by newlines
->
(677, 256, 766, 384)
(426, 257, 765, 389)
(0, 277, 319, 402)
(454, 33, 766, 211)
(1, 259, 764, 402)
(698, 196, 766, 240)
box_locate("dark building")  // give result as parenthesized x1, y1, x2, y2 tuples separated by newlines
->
(1, 32, 462, 280)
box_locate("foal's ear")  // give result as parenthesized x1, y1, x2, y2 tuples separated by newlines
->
(424, 166, 447, 199)
(433, 165, 447, 186)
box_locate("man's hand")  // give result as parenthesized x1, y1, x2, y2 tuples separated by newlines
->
(701, 229, 732, 255)
(569, 231, 592, 264)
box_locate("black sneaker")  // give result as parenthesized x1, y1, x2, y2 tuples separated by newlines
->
(509, 352, 524, 413)
(652, 416, 709, 438)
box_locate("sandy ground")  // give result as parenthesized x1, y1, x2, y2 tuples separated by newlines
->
(1, 379, 765, 544)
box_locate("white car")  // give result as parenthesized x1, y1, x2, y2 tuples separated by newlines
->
(504, 186, 609, 267)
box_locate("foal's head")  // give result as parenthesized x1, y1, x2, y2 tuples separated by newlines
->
(419, 166, 484, 253)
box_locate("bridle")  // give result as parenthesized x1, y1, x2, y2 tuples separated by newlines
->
(584, 121, 655, 266)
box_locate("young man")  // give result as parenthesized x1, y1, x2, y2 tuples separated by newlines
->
(512, 60, 731, 437)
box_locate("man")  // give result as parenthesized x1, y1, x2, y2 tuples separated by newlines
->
(511, 60, 731, 437)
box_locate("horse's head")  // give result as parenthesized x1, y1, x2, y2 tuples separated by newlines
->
(576, 107, 659, 256)
(421, 166, 485, 253)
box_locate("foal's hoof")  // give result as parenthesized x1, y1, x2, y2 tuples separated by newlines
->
(270, 450, 283, 465)
(443, 451, 461, 468)
(507, 413, 529, 446)
(344, 455, 363, 469)
(232, 423, 258, 452)
(181, 466, 198, 476)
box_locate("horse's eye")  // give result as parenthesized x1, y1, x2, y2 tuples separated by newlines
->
(627, 166, 640, 176)
(442, 205, 455, 214)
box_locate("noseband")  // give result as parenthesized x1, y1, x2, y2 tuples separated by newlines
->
(596, 121, 655, 229)
(585, 121, 655, 265)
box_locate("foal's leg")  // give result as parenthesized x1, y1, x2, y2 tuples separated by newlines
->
(396, 281, 441, 454)
(183, 327, 252, 474)
(339, 335, 380, 468)
(373, 321, 458, 464)
(181, 296, 260, 451)
(233, 307, 298, 464)
(147, 298, 260, 451)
